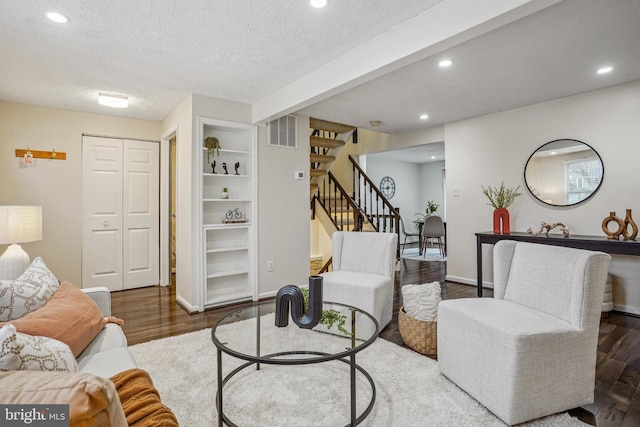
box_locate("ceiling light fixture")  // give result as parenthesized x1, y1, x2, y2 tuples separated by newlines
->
(310, 0, 328, 8)
(98, 93, 129, 108)
(596, 66, 613, 74)
(438, 59, 453, 67)
(419, 114, 429, 120)
(369, 120, 381, 127)
(46, 11, 70, 23)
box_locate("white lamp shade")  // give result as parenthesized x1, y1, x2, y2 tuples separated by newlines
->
(0, 206, 43, 244)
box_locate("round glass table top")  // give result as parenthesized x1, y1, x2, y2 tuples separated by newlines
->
(211, 301, 379, 364)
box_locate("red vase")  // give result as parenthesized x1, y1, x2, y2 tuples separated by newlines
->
(493, 208, 510, 234)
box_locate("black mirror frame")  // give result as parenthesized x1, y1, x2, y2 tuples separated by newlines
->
(524, 139, 604, 207)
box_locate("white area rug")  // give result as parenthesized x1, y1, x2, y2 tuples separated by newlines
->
(129, 315, 587, 427)
(401, 246, 447, 262)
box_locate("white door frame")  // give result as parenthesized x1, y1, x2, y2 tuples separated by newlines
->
(159, 125, 177, 287)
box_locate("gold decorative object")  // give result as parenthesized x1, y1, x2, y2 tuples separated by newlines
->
(602, 212, 624, 240)
(527, 222, 570, 237)
(623, 209, 638, 240)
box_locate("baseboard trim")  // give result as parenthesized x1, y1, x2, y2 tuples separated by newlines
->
(176, 295, 200, 313)
(613, 303, 640, 316)
(445, 275, 494, 289)
(258, 289, 278, 300)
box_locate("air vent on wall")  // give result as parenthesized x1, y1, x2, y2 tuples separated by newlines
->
(268, 115, 297, 148)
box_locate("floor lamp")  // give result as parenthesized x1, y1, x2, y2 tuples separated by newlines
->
(0, 206, 42, 280)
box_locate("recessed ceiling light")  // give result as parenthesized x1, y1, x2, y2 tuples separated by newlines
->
(46, 11, 70, 23)
(310, 0, 328, 8)
(98, 93, 129, 108)
(419, 114, 429, 120)
(431, 156, 436, 159)
(596, 66, 613, 74)
(438, 59, 453, 67)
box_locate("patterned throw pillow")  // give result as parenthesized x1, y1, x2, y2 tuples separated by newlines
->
(0, 324, 78, 372)
(401, 281, 442, 322)
(0, 257, 60, 321)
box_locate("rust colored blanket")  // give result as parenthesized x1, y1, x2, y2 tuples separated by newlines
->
(110, 369, 178, 427)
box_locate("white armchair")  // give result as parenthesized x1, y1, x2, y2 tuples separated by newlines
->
(320, 231, 398, 333)
(437, 240, 611, 425)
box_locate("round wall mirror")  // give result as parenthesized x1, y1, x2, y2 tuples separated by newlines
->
(524, 139, 604, 207)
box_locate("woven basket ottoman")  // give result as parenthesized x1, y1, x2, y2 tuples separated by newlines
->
(398, 306, 437, 356)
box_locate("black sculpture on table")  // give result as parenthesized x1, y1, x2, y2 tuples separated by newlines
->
(275, 276, 323, 329)
(234, 161, 240, 175)
(222, 162, 228, 174)
(211, 160, 216, 174)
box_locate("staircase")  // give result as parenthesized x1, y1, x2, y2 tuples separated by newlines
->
(309, 118, 399, 240)
(309, 118, 356, 197)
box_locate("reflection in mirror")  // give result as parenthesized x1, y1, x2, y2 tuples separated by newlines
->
(524, 139, 604, 207)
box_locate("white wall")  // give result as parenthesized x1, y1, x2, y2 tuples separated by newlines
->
(418, 160, 446, 218)
(0, 101, 161, 286)
(257, 115, 310, 297)
(365, 156, 421, 221)
(445, 80, 640, 313)
(161, 96, 194, 305)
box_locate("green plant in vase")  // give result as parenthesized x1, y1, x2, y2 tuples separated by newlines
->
(481, 182, 522, 209)
(301, 288, 351, 336)
(413, 200, 440, 228)
(204, 136, 221, 162)
(481, 181, 522, 234)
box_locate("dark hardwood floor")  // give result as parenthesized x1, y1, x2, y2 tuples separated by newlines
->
(111, 254, 640, 427)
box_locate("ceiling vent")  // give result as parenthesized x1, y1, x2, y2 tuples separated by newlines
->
(268, 116, 297, 148)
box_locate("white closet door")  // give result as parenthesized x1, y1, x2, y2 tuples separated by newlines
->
(82, 136, 159, 291)
(123, 139, 159, 289)
(82, 136, 123, 291)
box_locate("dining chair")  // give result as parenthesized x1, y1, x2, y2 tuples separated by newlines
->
(421, 215, 445, 257)
(399, 215, 420, 254)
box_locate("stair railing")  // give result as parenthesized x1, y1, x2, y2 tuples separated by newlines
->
(349, 155, 400, 237)
(315, 171, 365, 232)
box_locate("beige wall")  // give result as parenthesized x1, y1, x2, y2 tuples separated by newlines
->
(0, 101, 160, 286)
(445, 80, 640, 313)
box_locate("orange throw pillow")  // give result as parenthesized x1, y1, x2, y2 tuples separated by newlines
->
(0, 282, 106, 357)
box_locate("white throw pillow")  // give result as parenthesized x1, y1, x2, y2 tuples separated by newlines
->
(0, 257, 60, 321)
(0, 324, 78, 372)
(401, 282, 441, 322)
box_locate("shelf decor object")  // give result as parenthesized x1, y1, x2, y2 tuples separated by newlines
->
(623, 209, 638, 240)
(204, 136, 220, 162)
(481, 182, 521, 235)
(602, 211, 624, 240)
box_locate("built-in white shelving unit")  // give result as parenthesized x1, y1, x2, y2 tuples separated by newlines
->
(198, 117, 257, 309)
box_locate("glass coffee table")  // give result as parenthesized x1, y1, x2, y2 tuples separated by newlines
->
(211, 301, 379, 427)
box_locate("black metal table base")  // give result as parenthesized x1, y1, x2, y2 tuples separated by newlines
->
(216, 350, 376, 427)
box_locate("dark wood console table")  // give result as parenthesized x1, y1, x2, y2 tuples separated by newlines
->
(476, 231, 640, 297)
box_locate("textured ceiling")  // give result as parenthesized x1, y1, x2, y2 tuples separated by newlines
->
(0, 0, 446, 120)
(0, 0, 639, 166)
(299, 0, 640, 134)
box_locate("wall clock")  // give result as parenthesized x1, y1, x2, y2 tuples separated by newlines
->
(380, 176, 396, 199)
